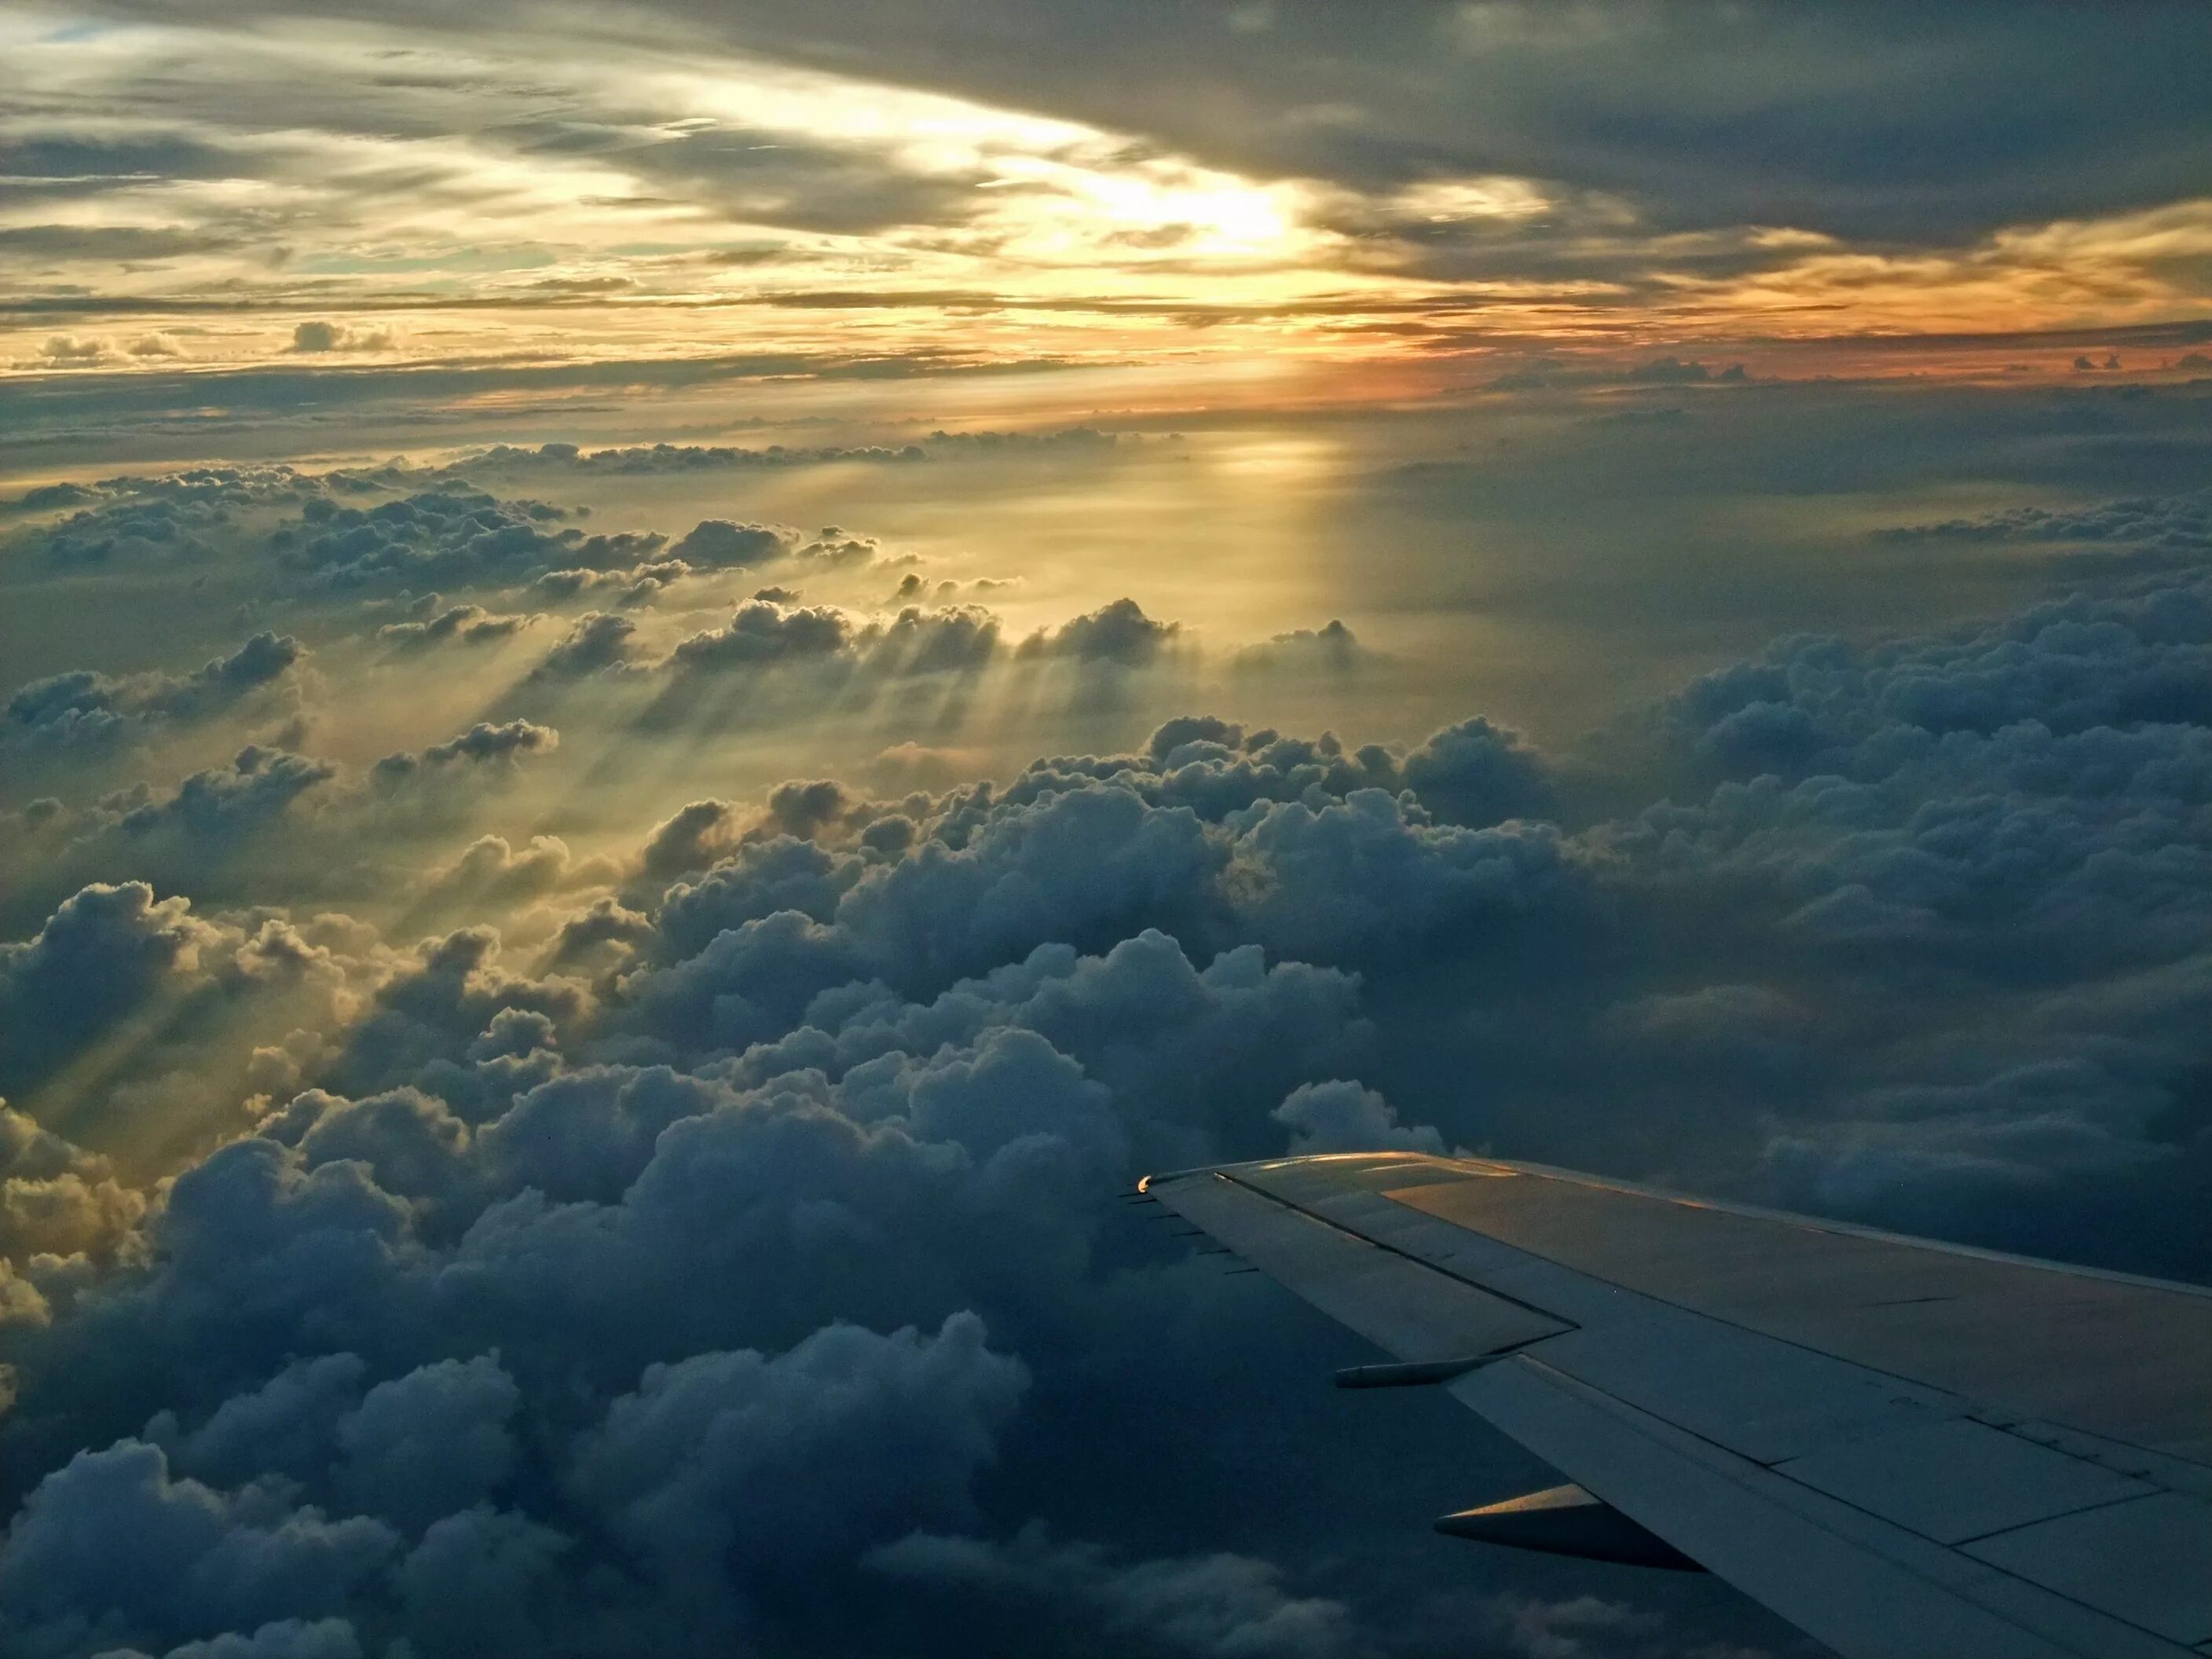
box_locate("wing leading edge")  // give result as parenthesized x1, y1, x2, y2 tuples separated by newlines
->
(1141, 1152, 2212, 1659)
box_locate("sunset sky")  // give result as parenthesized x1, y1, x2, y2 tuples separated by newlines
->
(8, 2, 2212, 393)
(3, 7, 2211, 1659)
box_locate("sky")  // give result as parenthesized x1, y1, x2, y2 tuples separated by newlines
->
(2, 5, 2210, 1657)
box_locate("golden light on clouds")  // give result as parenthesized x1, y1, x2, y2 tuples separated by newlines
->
(4, 6, 2210, 386)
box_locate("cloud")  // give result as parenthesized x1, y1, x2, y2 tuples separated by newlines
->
(151, 1353, 370, 1489)
(5, 470, 324, 567)
(5, 634, 305, 753)
(334, 1356, 518, 1533)
(1228, 618, 1361, 675)
(288, 324, 394, 355)
(372, 721, 558, 781)
(456, 440, 927, 473)
(37, 335, 110, 368)
(1271, 1080, 1443, 1155)
(530, 613, 639, 679)
(276, 489, 664, 591)
(571, 1314, 1024, 1596)
(634, 800, 745, 883)
(665, 600, 854, 670)
(656, 601, 1001, 683)
(374, 604, 538, 650)
(1401, 716, 1555, 828)
(668, 519, 789, 568)
(530, 562, 690, 605)
(1878, 486, 2212, 557)
(869, 1523, 1362, 1659)
(0, 1440, 396, 1658)
(0, 883, 222, 1097)
(0, 1103, 145, 1265)
(14, 427, 2212, 1659)
(1018, 598, 1181, 665)
(1624, 356, 1712, 384)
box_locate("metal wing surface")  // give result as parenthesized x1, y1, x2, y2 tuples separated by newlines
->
(1141, 1152, 2212, 1659)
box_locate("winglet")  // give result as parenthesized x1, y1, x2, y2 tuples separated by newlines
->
(1435, 1484, 1705, 1572)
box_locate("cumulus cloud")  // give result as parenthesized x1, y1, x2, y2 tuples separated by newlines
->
(0, 882, 221, 1097)
(1623, 355, 1746, 385)
(0, 1102, 145, 1266)
(374, 603, 538, 650)
(1880, 486, 2212, 558)
(372, 721, 558, 780)
(650, 601, 1001, 690)
(5, 469, 324, 567)
(5, 634, 305, 752)
(530, 613, 639, 679)
(0, 1440, 397, 1658)
(456, 440, 926, 474)
(665, 599, 853, 670)
(1229, 618, 1361, 674)
(668, 519, 789, 568)
(13, 437, 2212, 1658)
(870, 1523, 1363, 1659)
(274, 489, 664, 591)
(1017, 598, 1181, 664)
(1272, 1081, 1444, 1155)
(334, 1355, 519, 1533)
(288, 323, 394, 355)
(572, 1314, 1025, 1595)
(37, 335, 110, 368)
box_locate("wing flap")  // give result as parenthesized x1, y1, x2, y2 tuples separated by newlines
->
(1963, 1494, 2212, 1647)
(1454, 1351, 2192, 1659)
(1147, 1155, 2212, 1659)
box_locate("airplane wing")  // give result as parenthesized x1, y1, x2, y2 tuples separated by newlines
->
(1140, 1152, 2212, 1659)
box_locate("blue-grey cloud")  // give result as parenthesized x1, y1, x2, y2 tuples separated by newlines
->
(5, 634, 303, 753)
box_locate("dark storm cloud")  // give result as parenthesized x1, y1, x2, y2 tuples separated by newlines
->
(0, 679, 1616, 1653)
